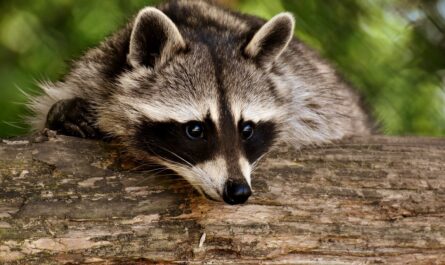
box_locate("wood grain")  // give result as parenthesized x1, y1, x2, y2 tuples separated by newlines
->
(0, 134, 444, 264)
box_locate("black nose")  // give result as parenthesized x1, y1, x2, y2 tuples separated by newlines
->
(223, 181, 252, 205)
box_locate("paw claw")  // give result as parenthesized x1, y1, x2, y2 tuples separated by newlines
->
(46, 98, 103, 139)
(64, 122, 86, 138)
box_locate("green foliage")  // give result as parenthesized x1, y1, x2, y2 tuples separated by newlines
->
(0, 0, 160, 136)
(240, 0, 445, 136)
(1, 0, 444, 137)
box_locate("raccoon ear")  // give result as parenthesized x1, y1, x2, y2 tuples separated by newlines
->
(244, 13, 295, 67)
(128, 7, 186, 69)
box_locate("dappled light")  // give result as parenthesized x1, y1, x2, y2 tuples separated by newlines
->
(1, 0, 444, 136)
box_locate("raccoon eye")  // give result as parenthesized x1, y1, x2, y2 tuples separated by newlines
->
(185, 122, 205, 140)
(241, 122, 255, 140)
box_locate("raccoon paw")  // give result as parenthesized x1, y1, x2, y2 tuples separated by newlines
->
(46, 97, 102, 139)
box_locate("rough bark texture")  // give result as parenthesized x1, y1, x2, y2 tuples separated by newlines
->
(0, 134, 444, 265)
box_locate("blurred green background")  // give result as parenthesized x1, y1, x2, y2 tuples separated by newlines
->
(1, 0, 445, 137)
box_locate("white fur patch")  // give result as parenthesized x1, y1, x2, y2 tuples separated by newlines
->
(194, 157, 227, 199)
(152, 159, 221, 201)
(185, 156, 252, 200)
(229, 97, 285, 124)
(117, 95, 199, 123)
(147, 155, 229, 201)
(206, 97, 220, 127)
(239, 157, 252, 186)
(27, 81, 78, 130)
(116, 92, 220, 125)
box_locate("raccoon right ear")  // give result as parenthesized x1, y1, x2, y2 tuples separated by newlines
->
(244, 13, 295, 68)
(128, 7, 186, 69)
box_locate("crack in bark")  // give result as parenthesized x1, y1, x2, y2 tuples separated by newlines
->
(0, 135, 444, 264)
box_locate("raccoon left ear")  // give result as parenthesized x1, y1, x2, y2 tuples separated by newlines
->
(128, 7, 186, 69)
(244, 13, 295, 67)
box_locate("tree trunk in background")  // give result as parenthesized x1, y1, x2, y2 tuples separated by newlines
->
(0, 134, 444, 264)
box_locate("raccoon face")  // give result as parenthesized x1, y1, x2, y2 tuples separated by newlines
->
(116, 7, 294, 204)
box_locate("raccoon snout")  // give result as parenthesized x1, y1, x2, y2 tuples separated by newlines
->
(222, 181, 252, 205)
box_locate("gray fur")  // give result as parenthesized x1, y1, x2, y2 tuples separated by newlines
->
(28, 0, 372, 202)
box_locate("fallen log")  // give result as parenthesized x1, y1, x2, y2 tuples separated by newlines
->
(0, 134, 444, 264)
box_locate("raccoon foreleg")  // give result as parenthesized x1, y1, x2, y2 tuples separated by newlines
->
(45, 97, 102, 139)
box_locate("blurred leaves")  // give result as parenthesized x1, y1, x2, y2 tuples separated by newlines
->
(277, 0, 445, 136)
(1, 0, 445, 137)
(0, 0, 161, 136)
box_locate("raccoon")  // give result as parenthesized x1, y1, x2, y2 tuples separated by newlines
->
(28, 0, 371, 205)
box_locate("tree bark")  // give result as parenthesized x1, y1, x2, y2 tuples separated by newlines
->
(0, 134, 444, 264)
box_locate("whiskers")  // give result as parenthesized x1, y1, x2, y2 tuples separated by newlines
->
(129, 143, 208, 191)
(251, 150, 271, 175)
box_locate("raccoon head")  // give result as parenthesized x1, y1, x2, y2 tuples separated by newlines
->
(109, 7, 294, 204)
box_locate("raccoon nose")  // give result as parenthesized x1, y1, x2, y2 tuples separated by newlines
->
(223, 181, 252, 205)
